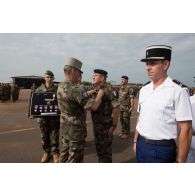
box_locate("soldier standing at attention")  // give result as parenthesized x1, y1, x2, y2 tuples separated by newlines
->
(36, 70, 60, 163)
(118, 75, 135, 139)
(90, 69, 119, 163)
(31, 83, 36, 92)
(1, 84, 5, 102)
(57, 57, 90, 163)
(11, 84, 18, 102)
(133, 45, 193, 163)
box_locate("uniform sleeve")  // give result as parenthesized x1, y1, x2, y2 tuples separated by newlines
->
(175, 88, 193, 121)
(110, 88, 119, 108)
(129, 87, 135, 98)
(70, 87, 89, 107)
(57, 85, 63, 111)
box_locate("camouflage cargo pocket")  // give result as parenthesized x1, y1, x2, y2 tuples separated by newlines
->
(69, 126, 85, 141)
(66, 116, 82, 125)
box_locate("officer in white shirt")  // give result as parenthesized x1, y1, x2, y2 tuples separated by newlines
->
(133, 45, 193, 163)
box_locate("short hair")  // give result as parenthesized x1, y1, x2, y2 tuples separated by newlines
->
(121, 75, 129, 80)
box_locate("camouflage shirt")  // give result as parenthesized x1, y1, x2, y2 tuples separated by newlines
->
(57, 80, 89, 126)
(118, 85, 134, 110)
(91, 83, 119, 126)
(36, 83, 58, 93)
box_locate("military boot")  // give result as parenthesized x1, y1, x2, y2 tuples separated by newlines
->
(53, 154, 59, 163)
(41, 153, 50, 163)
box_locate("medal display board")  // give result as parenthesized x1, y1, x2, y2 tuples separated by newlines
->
(29, 92, 60, 117)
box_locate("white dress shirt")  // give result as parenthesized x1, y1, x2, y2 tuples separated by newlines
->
(136, 77, 193, 140)
(190, 95, 195, 130)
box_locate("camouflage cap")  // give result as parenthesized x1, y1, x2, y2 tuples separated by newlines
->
(45, 70, 54, 77)
(64, 57, 83, 73)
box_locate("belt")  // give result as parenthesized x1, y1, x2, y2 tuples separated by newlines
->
(139, 134, 175, 146)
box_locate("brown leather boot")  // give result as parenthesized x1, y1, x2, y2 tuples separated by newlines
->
(53, 154, 59, 163)
(41, 153, 50, 163)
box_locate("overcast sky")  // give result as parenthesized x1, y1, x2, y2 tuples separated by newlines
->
(0, 33, 195, 86)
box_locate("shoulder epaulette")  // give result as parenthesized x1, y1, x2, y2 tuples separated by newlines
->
(173, 79, 188, 88)
(143, 81, 151, 86)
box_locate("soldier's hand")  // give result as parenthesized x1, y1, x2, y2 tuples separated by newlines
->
(108, 126, 116, 135)
(97, 89, 104, 98)
(133, 143, 136, 156)
(87, 89, 98, 95)
(129, 107, 133, 112)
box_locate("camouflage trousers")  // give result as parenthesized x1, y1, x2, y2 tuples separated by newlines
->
(60, 123, 85, 163)
(39, 117, 60, 155)
(93, 125, 113, 163)
(120, 111, 131, 135)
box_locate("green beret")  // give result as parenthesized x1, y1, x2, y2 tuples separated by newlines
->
(45, 70, 54, 77)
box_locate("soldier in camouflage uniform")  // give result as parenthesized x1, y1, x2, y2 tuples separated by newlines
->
(11, 84, 19, 102)
(7, 84, 11, 101)
(31, 83, 36, 92)
(36, 70, 60, 163)
(118, 76, 135, 139)
(1, 84, 6, 102)
(90, 69, 119, 163)
(57, 57, 90, 163)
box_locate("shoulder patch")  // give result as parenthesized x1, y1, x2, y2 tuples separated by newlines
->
(173, 79, 188, 88)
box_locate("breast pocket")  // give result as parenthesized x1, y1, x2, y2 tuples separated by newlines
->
(163, 99, 175, 123)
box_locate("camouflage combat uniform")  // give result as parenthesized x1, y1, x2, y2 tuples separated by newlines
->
(1, 84, 5, 102)
(118, 85, 134, 136)
(11, 85, 20, 102)
(36, 84, 60, 155)
(57, 80, 89, 163)
(91, 83, 119, 163)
